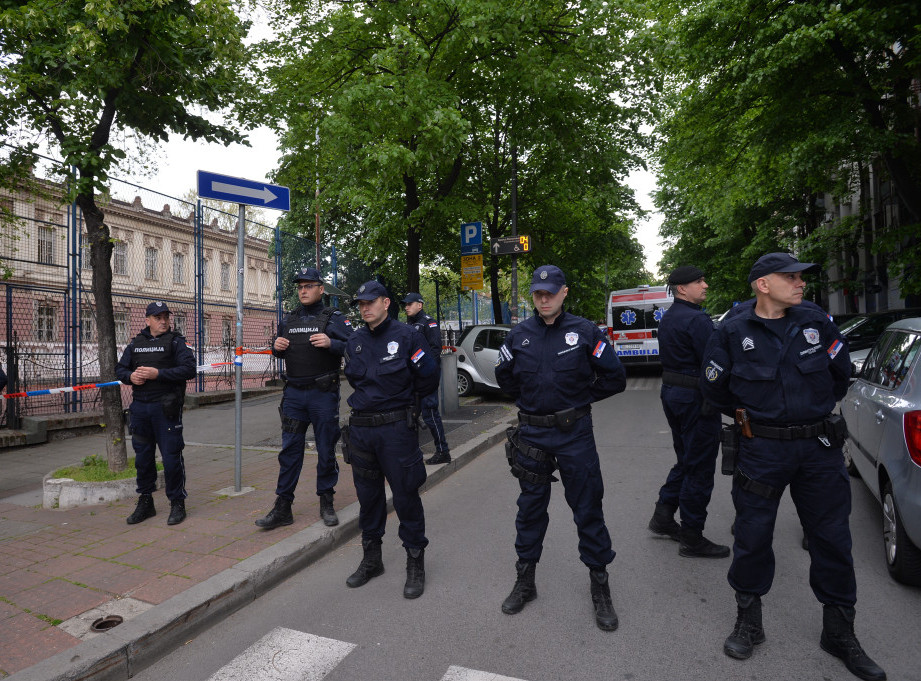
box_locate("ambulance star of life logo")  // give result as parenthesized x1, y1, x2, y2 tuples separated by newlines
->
(620, 310, 637, 326)
(387, 341, 398, 355)
(742, 337, 756, 352)
(565, 332, 578, 346)
(803, 328, 820, 345)
(653, 308, 665, 322)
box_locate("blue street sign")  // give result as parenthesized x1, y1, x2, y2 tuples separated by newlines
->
(197, 170, 290, 212)
(461, 221, 482, 248)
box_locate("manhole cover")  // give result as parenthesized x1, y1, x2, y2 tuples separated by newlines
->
(90, 615, 124, 632)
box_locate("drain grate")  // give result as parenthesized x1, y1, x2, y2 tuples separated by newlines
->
(90, 615, 124, 632)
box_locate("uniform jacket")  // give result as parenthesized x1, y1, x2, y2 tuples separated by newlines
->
(272, 302, 353, 384)
(115, 328, 197, 402)
(344, 317, 440, 413)
(406, 310, 441, 355)
(658, 297, 714, 376)
(495, 309, 626, 414)
(700, 302, 850, 424)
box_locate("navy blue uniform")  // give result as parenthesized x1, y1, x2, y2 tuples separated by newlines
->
(700, 303, 855, 606)
(344, 317, 440, 549)
(116, 329, 197, 501)
(272, 302, 353, 501)
(656, 298, 722, 530)
(495, 310, 626, 569)
(406, 310, 449, 454)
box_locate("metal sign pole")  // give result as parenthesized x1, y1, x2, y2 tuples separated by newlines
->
(234, 203, 245, 493)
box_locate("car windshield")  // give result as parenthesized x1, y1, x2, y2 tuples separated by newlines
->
(838, 315, 868, 334)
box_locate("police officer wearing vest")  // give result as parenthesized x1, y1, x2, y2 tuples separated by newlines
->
(495, 265, 626, 631)
(648, 265, 729, 558)
(116, 302, 197, 526)
(700, 253, 885, 681)
(256, 267, 353, 530)
(402, 292, 450, 465)
(341, 281, 440, 599)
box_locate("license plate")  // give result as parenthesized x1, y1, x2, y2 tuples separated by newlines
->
(618, 343, 641, 350)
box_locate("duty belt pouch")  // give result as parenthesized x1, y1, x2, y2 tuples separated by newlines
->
(340, 425, 352, 464)
(825, 413, 848, 448)
(123, 409, 133, 435)
(720, 424, 740, 475)
(314, 373, 337, 391)
(505, 426, 517, 466)
(554, 407, 579, 432)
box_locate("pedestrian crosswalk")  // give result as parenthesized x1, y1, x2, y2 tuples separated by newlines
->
(205, 627, 529, 681)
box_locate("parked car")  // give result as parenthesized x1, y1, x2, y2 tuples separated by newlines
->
(840, 317, 921, 586)
(452, 324, 512, 396)
(840, 307, 921, 351)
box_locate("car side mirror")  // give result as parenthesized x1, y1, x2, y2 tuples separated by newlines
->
(850, 362, 861, 379)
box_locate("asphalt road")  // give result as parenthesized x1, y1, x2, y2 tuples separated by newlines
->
(132, 374, 921, 681)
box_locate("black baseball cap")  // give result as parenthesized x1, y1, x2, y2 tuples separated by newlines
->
(667, 265, 705, 286)
(145, 301, 171, 316)
(352, 281, 389, 303)
(748, 253, 819, 283)
(402, 293, 424, 304)
(293, 267, 322, 283)
(529, 265, 566, 294)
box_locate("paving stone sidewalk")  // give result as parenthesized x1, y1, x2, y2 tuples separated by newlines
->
(0, 389, 513, 678)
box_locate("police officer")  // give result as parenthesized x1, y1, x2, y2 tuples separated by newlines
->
(648, 265, 729, 558)
(700, 253, 885, 681)
(402, 292, 450, 465)
(256, 267, 353, 530)
(116, 302, 196, 526)
(342, 281, 440, 599)
(495, 265, 626, 631)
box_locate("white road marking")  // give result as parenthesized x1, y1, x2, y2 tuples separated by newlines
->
(441, 666, 529, 681)
(206, 627, 355, 681)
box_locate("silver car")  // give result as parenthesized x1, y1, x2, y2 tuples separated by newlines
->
(840, 317, 921, 586)
(453, 324, 512, 396)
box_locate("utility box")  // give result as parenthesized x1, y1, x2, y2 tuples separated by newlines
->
(440, 352, 459, 415)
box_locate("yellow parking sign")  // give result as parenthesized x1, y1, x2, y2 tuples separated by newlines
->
(461, 254, 483, 290)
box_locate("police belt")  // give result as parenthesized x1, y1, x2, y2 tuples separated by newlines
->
(661, 371, 700, 389)
(286, 371, 339, 390)
(349, 408, 412, 427)
(749, 419, 831, 440)
(518, 406, 590, 428)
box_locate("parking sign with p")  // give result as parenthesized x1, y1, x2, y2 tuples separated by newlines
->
(461, 221, 483, 255)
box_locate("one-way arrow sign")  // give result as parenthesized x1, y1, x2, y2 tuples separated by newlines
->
(197, 170, 290, 212)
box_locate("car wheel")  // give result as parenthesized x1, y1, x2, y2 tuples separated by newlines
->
(882, 481, 921, 586)
(457, 370, 473, 397)
(842, 437, 860, 478)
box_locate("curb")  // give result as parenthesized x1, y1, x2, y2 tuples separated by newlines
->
(8, 417, 513, 681)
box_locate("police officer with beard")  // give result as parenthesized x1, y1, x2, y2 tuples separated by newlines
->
(341, 281, 440, 599)
(402, 292, 450, 465)
(256, 267, 353, 530)
(116, 302, 196, 526)
(495, 265, 626, 631)
(648, 265, 729, 558)
(701, 253, 885, 681)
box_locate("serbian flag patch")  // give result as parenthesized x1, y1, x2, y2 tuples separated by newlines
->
(411, 349, 425, 363)
(593, 341, 606, 358)
(827, 340, 843, 359)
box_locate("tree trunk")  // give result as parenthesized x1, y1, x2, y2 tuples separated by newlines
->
(77, 190, 128, 472)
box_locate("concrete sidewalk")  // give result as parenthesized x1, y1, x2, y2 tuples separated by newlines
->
(0, 388, 515, 680)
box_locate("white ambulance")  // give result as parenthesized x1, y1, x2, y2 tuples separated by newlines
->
(605, 285, 674, 364)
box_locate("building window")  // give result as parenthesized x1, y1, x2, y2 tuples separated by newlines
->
(35, 303, 56, 341)
(202, 259, 210, 288)
(38, 226, 55, 264)
(114, 311, 129, 344)
(80, 307, 96, 342)
(173, 312, 187, 337)
(220, 262, 231, 290)
(113, 241, 127, 275)
(172, 252, 185, 285)
(145, 247, 158, 280)
(221, 316, 233, 345)
(81, 233, 93, 270)
(201, 315, 210, 345)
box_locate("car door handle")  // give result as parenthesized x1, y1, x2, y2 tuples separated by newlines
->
(853, 399, 860, 408)
(875, 410, 885, 423)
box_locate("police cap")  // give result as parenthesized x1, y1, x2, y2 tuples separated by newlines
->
(529, 265, 566, 294)
(402, 292, 424, 305)
(352, 280, 389, 304)
(293, 267, 322, 283)
(145, 301, 171, 316)
(667, 265, 705, 286)
(747, 252, 819, 283)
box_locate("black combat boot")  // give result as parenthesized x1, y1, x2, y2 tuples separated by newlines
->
(648, 502, 680, 541)
(126, 494, 156, 525)
(679, 526, 730, 558)
(724, 592, 765, 659)
(319, 492, 339, 527)
(425, 450, 452, 465)
(346, 538, 385, 588)
(403, 547, 425, 599)
(589, 569, 619, 631)
(255, 496, 294, 530)
(167, 499, 186, 526)
(820, 605, 887, 681)
(501, 560, 537, 615)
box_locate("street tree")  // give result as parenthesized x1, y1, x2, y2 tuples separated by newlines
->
(0, 0, 251, 471)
